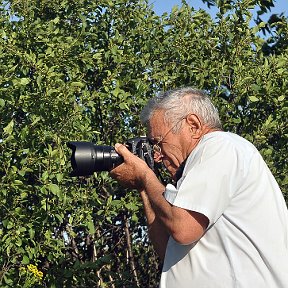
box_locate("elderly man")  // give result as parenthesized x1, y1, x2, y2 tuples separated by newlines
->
(110, 87, 288, 288)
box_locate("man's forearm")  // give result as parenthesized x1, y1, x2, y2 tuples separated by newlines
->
(141, 170, 208, 245)
(140, 190, 169, 261)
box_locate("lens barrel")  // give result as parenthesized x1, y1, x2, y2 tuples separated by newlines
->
(67, 141, 123, 176)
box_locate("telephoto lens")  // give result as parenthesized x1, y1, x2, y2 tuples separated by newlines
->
(67, 142, 123, 176)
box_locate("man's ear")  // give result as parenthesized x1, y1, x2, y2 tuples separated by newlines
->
(186, 113, 203, 139)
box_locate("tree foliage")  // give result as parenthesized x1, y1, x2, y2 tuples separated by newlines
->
(0, 0, 287, 286)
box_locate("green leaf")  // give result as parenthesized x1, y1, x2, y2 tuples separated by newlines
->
(251, 84, 261, 91)
(56, 173, 63, 182)
(15, 238, 22, 247)
(29, 228, 35, 239)
(278, 95, 285, 102)
(19, 78, 30, 85)
(22, 255, 30, 264)
(0, 98, 5, 107)
(249, 96, 259, 102)
(3, 120, 14, 135)
(48, 183, 60, 196)
(42, 171, 49, 181)
(87, 220, 95, 234)
(71, 82, 85, 87)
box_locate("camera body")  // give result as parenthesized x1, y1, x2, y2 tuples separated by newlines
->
(67, 136, 154, 176)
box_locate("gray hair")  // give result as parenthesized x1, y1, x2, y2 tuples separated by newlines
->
(140, 87, 222, 131)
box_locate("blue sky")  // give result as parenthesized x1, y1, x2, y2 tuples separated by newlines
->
(149, 0, 287, 18)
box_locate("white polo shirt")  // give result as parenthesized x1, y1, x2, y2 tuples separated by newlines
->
(161, 131, 288, 288)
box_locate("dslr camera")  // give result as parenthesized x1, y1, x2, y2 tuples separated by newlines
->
(67, 137, 155, 176)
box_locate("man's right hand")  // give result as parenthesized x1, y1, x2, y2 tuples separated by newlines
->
(109, 143, 155, 191)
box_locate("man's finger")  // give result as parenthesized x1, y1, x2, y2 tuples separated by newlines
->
(115, 143, 132, 157)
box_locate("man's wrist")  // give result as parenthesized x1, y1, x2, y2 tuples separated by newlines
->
(140, 169, 158, 190)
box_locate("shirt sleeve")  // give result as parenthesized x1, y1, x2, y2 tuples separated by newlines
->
(167, 134, 249, 226)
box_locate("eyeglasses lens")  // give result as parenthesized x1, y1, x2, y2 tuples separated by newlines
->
(153, 144, 161, 154)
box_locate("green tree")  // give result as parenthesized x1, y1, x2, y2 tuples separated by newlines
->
(1, 0, 163, 286)
(157, 0, 288, 196)
(0, 0, 287, 287)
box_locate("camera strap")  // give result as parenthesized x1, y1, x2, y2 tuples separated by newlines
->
(175, 158, 188, 183)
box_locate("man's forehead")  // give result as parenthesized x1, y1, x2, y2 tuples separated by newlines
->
(147, 124, 153, 138)
(147, 110, 166, 136)
(147, 118, 157, 138)
(149, 109, 165, 124)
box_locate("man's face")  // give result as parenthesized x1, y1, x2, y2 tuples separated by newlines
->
(148, 110, 190, 178)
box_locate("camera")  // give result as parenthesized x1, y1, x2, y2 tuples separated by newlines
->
(67, 137, 155, 176)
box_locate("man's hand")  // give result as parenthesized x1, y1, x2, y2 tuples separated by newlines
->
(109, 143, 154, 190)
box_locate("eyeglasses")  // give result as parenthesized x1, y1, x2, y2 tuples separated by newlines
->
(152, 117, 185, 155)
